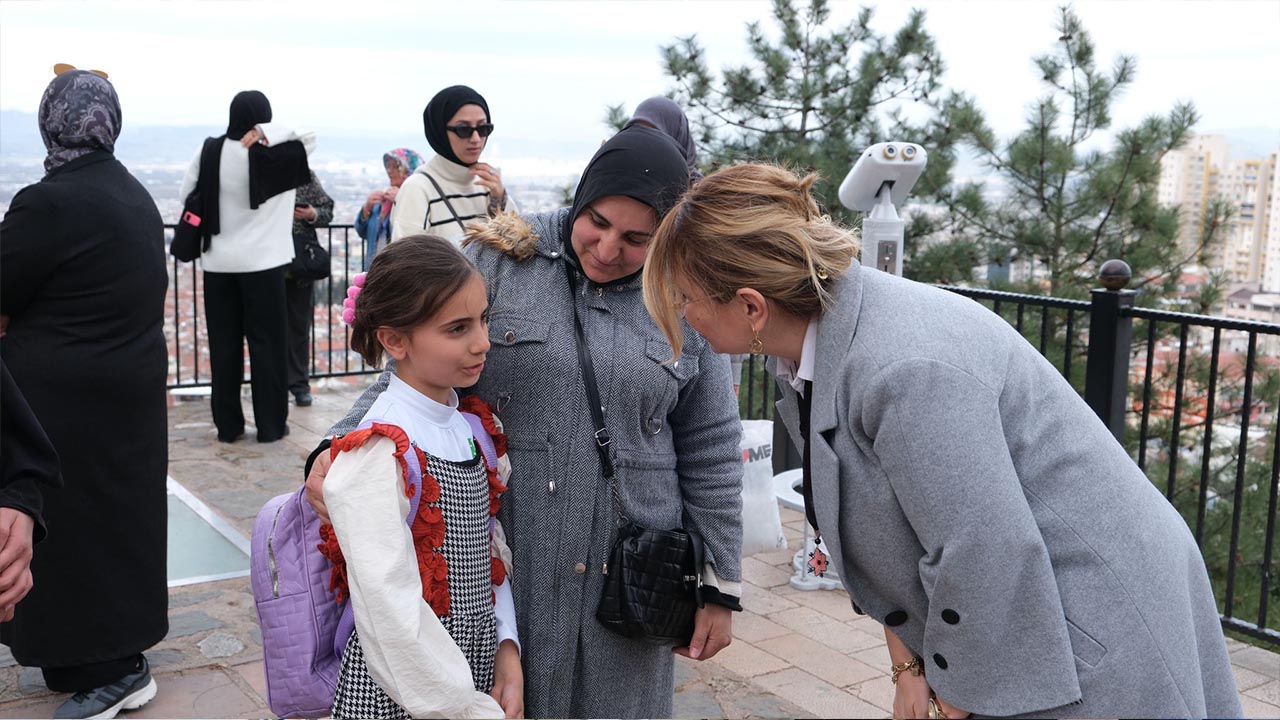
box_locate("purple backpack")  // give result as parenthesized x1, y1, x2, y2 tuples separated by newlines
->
(250, 413, 497, 719)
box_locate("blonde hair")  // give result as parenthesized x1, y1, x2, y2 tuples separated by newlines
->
(642, 163, 858, 358)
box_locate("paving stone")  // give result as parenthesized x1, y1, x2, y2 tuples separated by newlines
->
(130, 667, 266, 719)
(741, 581, 799, 615)
(849, 673, 896, 713)
(778, 584, 862, 622)
(1240, 692, 1280, 720)
(0, 696, 60, 719)
(231, 660, 269, 704)
(168, 589, 220, 610)
(1231, 645, 1280, 677)
(249, 626, 262, 646)
(0, 648, 13, 670)
(1244, 678, 1280, 705)
(768, 605, 885, 655)
(672, 685, 724, 719)
(721, 688, 817, 719)
(754, 667, 885, 719)
(202, 487, 276, 520)
(849, 644, 892, 673)
(778, 506, 804, 525)
(165, 610, 227, 639)
(198, 631, 245, 658)
(673, 656, 700, 689)
(742, 556, 794, 588)
(756, 634, 882, 688)
(146, 650, 185, 671)
(734, 611, 792, 644)
(1235, 663, 1274, 692)
(709, 640, 790, 678)
(16, 668, 44, 696)
(751, 547, 797, 566)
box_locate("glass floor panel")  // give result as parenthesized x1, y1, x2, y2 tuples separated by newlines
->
(167, 477, 250, 587)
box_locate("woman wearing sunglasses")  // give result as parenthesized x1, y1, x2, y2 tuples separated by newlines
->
(389, 85, 517, 245)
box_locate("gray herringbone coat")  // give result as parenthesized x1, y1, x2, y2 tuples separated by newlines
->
(773, 265, 1241, 718)
(331, 209, 743, 719)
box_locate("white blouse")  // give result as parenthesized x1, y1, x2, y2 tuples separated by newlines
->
(324, 374, 516, 718)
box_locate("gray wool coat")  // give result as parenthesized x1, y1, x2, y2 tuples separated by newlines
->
(773, 265, 1241, 719)
(331, 208, 744, 719)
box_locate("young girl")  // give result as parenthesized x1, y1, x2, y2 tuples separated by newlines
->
(320, 235, 521, 719)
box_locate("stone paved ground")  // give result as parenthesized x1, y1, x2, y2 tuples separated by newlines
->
(2, 378, 1277, 719)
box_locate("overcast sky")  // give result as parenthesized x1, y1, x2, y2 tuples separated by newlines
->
(1, 0, 1277, 175)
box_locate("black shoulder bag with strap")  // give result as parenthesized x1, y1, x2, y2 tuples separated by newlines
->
(562, 260, 706, 646)
(171, 136, 222, 262)
(421, 172, 469, 235)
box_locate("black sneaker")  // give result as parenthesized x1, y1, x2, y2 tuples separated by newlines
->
(294, 390, 313, 407)
(53, 656, 157, 719)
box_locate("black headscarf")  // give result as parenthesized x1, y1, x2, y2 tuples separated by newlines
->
(38, 69, 121, 173)
(227, 90, 271, 140)
(563, 125, 690, 285)
(422, 85, 490, 167)
(624, 96, 701, 181)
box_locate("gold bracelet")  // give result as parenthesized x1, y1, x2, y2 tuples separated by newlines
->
(890, 656, 923, 684)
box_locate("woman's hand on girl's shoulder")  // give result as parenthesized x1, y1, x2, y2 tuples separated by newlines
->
(304, 449, 334, 524)
(490, 639, 524, 718)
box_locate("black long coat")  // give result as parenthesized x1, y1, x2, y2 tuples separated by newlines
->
(0, 151, 169, 666)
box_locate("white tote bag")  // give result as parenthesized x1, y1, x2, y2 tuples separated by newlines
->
(739, 419, 788, 557)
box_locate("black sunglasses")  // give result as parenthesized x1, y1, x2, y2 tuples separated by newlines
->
(446, 123, 494, 139)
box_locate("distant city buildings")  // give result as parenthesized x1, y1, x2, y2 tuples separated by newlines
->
(1158, 134, 1280, 293)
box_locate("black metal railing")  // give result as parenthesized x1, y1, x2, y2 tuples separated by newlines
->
(165, 224, 375, 389)
(941, 265, 1280, 648)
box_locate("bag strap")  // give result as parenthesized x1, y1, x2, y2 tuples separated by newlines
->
(561, 260, 629, 527)
(195, 136, 222, 251)
(421, 172, 467, 233)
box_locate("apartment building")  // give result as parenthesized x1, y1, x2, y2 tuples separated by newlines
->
(1159, 134, 1230, 257)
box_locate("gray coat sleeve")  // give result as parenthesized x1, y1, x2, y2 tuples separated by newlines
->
(327, 366, 393, 437)
(861, 357, 1082, 714)
(670, 342, 744, 584)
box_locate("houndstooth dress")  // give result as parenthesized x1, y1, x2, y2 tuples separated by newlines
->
(331, 450, 497, 719)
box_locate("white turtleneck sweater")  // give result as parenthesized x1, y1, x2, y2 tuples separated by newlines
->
(324, 374, 516, 719)
(389, 154, 517, 245)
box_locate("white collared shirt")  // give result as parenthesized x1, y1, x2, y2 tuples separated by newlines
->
(774, 318, 820, 393)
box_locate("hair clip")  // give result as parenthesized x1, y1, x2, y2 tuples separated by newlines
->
(53, 63, 109, 80)
(340, 273, 367, 325)
(816, 265, 830, 281)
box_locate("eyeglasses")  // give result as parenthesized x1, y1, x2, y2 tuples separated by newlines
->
(672, 292, 715, 313)
(53, 63, 109, 80)
(446, 123, 494, 139)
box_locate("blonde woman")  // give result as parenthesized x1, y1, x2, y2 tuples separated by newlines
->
(641, 163, 1241, 719)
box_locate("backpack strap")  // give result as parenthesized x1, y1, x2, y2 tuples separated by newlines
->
(461, 412, 497, 470)
(330, 421, 424, 659)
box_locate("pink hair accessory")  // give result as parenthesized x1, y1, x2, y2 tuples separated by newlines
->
(340, 273, 368, 325)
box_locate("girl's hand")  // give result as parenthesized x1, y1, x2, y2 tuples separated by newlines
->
(304, 449, 333, 525)
(240, 127, 266, 148)
(490, 639, 524, 718)
(892, 671, 931, 720)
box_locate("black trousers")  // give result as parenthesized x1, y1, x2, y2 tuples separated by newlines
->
(42, 654, 143, 693)
(285, 278, 314, 394)
(204, 266, 289, 441)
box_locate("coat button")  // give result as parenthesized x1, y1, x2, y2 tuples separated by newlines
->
(504, 331, 515, 343)
(574, 562, 586, 574)
(933, 653, 948, 670)
(884, 610, 908, 626)
(942, 609, 960, 624)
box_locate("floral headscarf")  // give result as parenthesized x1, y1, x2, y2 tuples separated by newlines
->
(383, 148, 425, 177)
(38, 69, 121, 173)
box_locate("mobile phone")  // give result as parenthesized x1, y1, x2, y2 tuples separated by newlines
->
(294, 203, 308, 209)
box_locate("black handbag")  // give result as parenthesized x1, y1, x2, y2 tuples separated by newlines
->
(171, 137, 221, 262)
(289, 234, 331, 281)
(560, 260, 705, 646)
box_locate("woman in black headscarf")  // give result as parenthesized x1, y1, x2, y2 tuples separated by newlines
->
(0, 68, 169, 718)
(315, 125, 745, 719)
(388, 85, 517, 244)
(178, 90, 315, 443)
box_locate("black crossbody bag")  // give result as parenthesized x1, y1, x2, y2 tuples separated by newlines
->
(561, 260, 705, 646)
(171, 137, 222, 262)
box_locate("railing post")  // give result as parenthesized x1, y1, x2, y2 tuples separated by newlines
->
(1084, 260, 1137, 442)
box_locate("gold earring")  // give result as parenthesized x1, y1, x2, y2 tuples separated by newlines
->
(749, 330, 764, 355)
(816, 265, 830, 281)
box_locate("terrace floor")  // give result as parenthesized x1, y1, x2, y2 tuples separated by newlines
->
(1, 377, 1276, 719)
